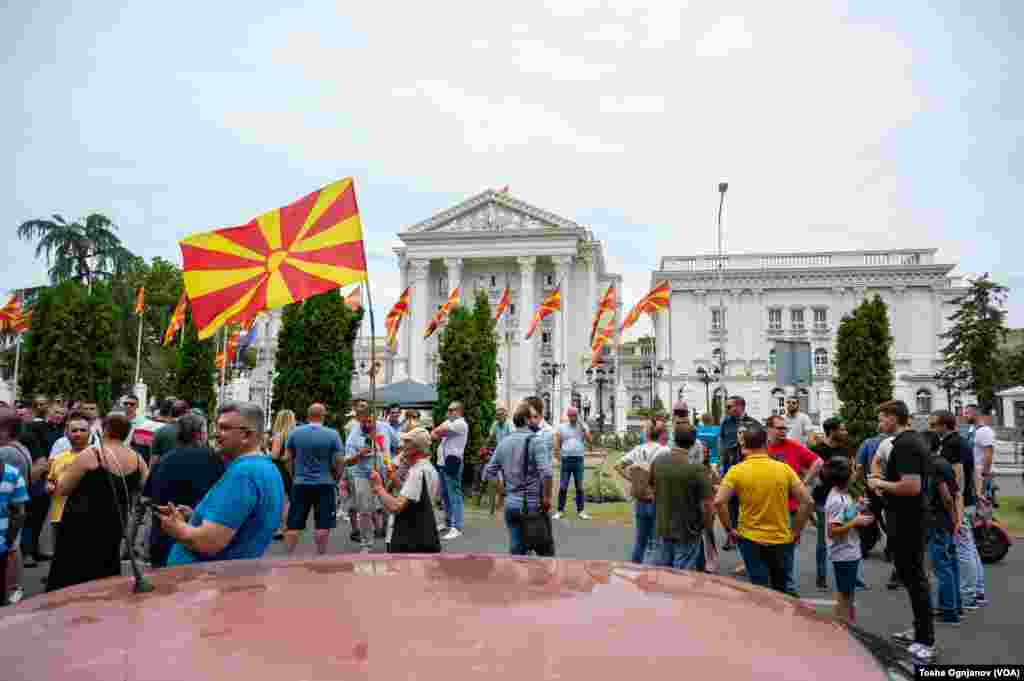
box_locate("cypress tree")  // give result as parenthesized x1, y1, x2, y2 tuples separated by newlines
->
(834, 295, 895, 446)
(939, 274, 1008, 411)
(434, 306, 482, 469)
(471, 290, 498, 446)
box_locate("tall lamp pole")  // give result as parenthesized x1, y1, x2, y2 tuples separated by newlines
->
(716, 181, 729, 415)
(696, 365, 720, 417)
(540, 361, 564, 422)
(585, 363, 615, 434)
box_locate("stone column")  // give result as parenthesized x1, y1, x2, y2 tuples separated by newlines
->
(443, 257, 463, 298)
(408, 258, 431, 383)
(552, 255, 574, 419)
(831, 287, 845, 324)
(891, 285, 906, 358)
(517, 256, 537, 393)
(694, 290, 708, 362)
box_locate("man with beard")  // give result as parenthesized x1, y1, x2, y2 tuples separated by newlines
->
(784, 397, 814, 445)
(716, 397, 759, 551)
(809, 417, 849, 590)
(552, 406, 592, 520)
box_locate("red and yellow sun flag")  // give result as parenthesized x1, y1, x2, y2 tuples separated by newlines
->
(215, 327, 242, 371)
(180, 178, 368, 340)
(12, 311, 31, 334)
(526, 287, 560, 340)
(344, 286, 362, 311)
(620, 280, 671, 334)
(134, 287, 145, 315)
(385, 287, 411, 349)
(0, 295, 20, 325)
(494, 286, 512, 323)
(163, 292, 188, 346)
(589, 283, 616, 344)
(590, 315, 616, 367)
(424, 288, 461, 339)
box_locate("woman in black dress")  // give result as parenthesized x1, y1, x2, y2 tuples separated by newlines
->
(47, 412, 148, 592)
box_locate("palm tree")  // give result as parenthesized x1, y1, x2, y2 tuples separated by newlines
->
(17, 213, 134, 287)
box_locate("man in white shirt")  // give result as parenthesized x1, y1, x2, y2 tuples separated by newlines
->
(432, 401, 468, 540)
(784, 398, 814, 445)
(614, 425, 670, 563)
(972, 410, 996, 503)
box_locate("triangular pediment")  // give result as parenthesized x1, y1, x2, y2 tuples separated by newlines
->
(403, 189, 587, 235)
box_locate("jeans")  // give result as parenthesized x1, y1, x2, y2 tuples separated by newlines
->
(443, 459, 464, 531)
(814, 507, 830, 583)
(632, 501, 656, 564)
(557, 457, 585, 513)
(786, 510, 800, 596)
(737, 536, 793, 595)
(503, 507, 555, 557)
(927, 527, 960, 621)
(728, 497, 740, 540)
(645, 536, 705, 571)
(892, 529, 934, 647)
(21, 495, 50, 558)
(957, 506, 986, 602)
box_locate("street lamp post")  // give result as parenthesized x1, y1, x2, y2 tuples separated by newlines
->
(643, 360, 665, 412)
(696, 365, 721, 415)
(540, 361, 565, 422)
(585, 363, 615, 434)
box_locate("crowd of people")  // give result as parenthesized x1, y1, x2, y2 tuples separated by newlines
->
(0, 390, 1001, 665)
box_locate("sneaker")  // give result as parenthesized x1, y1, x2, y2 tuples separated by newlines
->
(442, 528, 462, 541)
(578, 512, 592, 520)
(891, 628, 915, 643)
(734, 564, 746, 576)
(437, 523, 448, 532)
(962, 602, 979, 612)
(8, 587, 23, 605)
(976, 595, 989, 607)
(350, 530, 360, 542)
(816, 576, 828, 591)
(908, 643, 937, 662)
(552, 512, 564, 520)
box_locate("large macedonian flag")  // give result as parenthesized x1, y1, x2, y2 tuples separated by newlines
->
(620, 280, 670, 334)
(180, 178, 367, 339)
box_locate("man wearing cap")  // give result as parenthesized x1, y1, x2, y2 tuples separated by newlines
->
(714, 420, 813, 595)
(552, 406, 592, 520)
(371, 427, 441, 554)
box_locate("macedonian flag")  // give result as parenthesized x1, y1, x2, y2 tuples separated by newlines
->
(494, 286, 512, 323)
(385, 287, 411, 349)
(163, 292, 188, 346)
(590, 283, 616, 345)
(526, 287, 560, 340)
(180, 178, 367, 339)
(424, 288, 461, 339)
(590, 314, 616, 367)
(0, 295, 20, 325)
(215, 327, 242, 371)
(620, 280, 671, 334)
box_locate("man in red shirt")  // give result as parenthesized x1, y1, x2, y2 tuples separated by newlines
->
(766, 414, 823, 597)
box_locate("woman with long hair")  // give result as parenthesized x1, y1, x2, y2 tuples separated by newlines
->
(270, 410, 297, 538)
(46, 412, 148, 592)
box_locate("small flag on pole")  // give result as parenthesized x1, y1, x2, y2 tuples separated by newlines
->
(0, 295, 29, 334)
(385, 287, 411, 349)
(215, 327, 242, 370)
(344, 286, 362, 311)
(163, 292, 188, 346)
(424, 288, 461, 339)
(526, 287, 560, 340)
(590, 315, 616, 367)
(620, 280, 671, 334)
(135, 287, 145, 315)
(590, 283, 616, 344)
(494, 286, 512, 322)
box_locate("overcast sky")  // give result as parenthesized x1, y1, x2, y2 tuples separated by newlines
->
(4, 1, 1022, 341)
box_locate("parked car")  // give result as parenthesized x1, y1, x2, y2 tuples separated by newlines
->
(0, 555, 916, 680)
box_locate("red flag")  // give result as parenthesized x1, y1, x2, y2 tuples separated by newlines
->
(621, 281, 671, 334)
(590, 283, 616, 344)
(526, 288, 560, 340)
(385, 287, 411, 349)
(494, 286, 512, 322)
(135, 287, 145, 315)
(163, 292, 188, 346)
(424, 288, 461, 339)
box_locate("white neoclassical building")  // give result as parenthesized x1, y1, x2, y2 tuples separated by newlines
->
(650, 248, 969, 423)
(393, 189, 623, 424)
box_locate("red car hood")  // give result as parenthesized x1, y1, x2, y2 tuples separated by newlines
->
(0, 555, 890, 680)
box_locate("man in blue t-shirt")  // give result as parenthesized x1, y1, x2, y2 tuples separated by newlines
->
(552, 407, 592, 520)
(160, 402, 284, 566)
(283, 403, 344, 556)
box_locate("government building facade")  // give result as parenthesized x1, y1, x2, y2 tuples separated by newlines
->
(230, 189, 968, 432)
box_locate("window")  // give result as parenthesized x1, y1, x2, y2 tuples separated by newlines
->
(813, 308, 828, 330)
(768, 348, 776, 369)
(768, 308, 782, 330)
(545, 274, 554, 286)
(772, 389, 785, 416)
(797, 388, 810, 414)
(712, 348, 723, 367)
(711, 308, 725, 331)
(541, 331, 551, 344)
(916, 389, 933, 415)
(543, 393, 552, 421)
(632, 367, 644, 383)
(814, 348, 829, 374)
(791, 308, 805, 330)
(631, 394, 644, 409)
(490, 275, 497, 287)
(438, 277, 448, 296)
(509, 303, 516, 316)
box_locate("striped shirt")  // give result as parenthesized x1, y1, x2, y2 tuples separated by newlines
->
(0, 463, 30, 553)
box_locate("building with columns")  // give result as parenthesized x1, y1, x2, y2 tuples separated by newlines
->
(393, 189, 622, 424)
(650, 248, 968, 423)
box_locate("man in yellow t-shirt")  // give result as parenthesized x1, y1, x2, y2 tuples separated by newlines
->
(714, 420, 813, 596)
(46, 414, 92, 553)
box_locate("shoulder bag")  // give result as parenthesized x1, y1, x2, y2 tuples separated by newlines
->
(518, 435, 553, 554)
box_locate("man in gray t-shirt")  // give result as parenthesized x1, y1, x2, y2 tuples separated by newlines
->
(283, 403, 344, 555)
(432, 402, 469, 539)
(553, 407, 591, 520)
(784, 399, 814, 445)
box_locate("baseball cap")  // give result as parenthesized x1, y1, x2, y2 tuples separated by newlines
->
(400, 427, 431, 452)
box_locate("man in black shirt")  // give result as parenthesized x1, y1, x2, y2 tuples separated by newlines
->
(925, 416, 961, 624)
(867, 400, 934, 663)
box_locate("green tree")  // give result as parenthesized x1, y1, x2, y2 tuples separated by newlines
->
(17, 213, 133, 287)
(18, 281, 120, 408)
(939, 274, 1009, 411)
(175, 309, 217, 414)
(271, 291, 362, 429)
(834, 295, 895, 446)
(434, 305, 483, 467)
(471, 290, 498, 447)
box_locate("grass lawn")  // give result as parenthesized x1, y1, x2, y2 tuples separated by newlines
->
(995, 495, 1024, 536)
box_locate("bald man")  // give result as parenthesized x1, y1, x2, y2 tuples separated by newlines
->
(283, 403, 345, 555)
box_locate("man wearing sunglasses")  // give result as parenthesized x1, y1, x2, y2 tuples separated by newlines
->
(161, 402, 284, 566)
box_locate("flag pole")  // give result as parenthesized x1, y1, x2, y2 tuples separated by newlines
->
(134, 311, 144, 386)
(218, 326, 227, 407)
(12, 334, 21, 403)
(505, 272, 512, 409)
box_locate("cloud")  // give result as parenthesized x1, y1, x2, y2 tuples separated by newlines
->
(695, 16, 753, 57)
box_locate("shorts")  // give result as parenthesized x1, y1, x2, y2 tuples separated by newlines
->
(287, 484, 337, 531)
(832, 559, 860, 596)
(350, 477, 379, 514)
